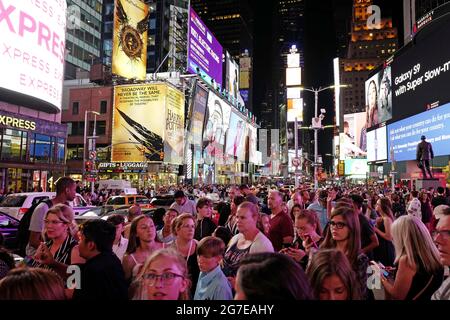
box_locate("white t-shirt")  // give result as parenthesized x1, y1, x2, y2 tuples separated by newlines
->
(113, 236, 129, 262)
(170, 199, 197, 216)
(227, 232, 274, 254)
(26, 201, 52, 257)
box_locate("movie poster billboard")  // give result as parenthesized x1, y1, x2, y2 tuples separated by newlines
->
(112, 0, 149, 80)
(164, 86, 185, 165)
(112, 84, 165, 162)
(188, 8, 223, 88)
(248, 124, 258, 164)
(190, 84, 208, 146)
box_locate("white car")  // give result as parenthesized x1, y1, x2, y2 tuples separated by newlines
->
(0, 192, 95, 220)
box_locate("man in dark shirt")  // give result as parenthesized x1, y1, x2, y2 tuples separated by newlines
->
(73, 220, 128, 300)
(268, 190, 294, 251)
(350, 194, 379, 260)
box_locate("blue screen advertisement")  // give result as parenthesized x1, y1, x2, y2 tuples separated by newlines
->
(388, 102, 450, 161)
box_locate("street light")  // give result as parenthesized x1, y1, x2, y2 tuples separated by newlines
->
(83, 110, 100, 191)
(299, 84, 350, 189)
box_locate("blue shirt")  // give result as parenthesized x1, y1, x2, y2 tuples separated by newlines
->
(194, 265, 233, 300)
(307, 202, 328, 231)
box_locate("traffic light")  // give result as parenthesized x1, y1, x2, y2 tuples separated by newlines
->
(85, 161, 92, 173)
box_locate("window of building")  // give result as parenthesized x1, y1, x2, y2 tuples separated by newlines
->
(72, 102, 79, 115)
(57, 138, 65, 164)
(0, 129, 23, 161)
(31, 134, 52, 163)
(100, 100, 107, 114)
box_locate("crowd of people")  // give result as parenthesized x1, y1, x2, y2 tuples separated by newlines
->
(1, 177, 450, 301)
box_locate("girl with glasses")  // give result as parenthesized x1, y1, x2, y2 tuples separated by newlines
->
(320, 206, 369, 299)
(131, 248, 189, 300)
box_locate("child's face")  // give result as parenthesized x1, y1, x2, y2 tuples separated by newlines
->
(197, 254, 221, 273)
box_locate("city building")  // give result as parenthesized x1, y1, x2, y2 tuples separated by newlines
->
(0, 103, 67, 193)
(65, 0, 103, 79)
(403, 0, 450, 44)
(338, 0, 398, 115)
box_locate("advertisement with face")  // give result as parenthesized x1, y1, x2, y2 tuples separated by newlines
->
(226, 52, 240, 102)
(112, 84, 165, 162)
(339, 112, 367, 159)
(226, 112, 245, 159)
(367, 126, 387, 162)
(365, 66, 393, 129)
(248, 124, 258, 164)
(188, 9, 223, 89)
(0, 0, 67, 113)
(203, 91, 231, 159)
(112, 0, 149, 80)
(164, 86, 185, 165)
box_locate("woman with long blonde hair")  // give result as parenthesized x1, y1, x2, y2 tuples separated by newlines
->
(32, 204, 84, 278)
(382, 215, 444, 300)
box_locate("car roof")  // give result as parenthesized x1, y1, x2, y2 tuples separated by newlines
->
(6, 192, 54, 196)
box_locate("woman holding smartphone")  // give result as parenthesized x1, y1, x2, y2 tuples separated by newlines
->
(281, 210, 322, 270)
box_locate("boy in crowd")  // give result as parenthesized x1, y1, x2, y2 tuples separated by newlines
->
(194, 236, 233, 300)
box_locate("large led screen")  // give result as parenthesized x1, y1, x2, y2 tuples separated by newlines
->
(345, 159, 368, 176)
(367, 126, 387, 162)
(340, 112, 367, 159)
(226, 111, 247, 161)
(388, 102, 450, 162)
(188, 9, 223, 89)
(226, 52, 240, 102)
(0, 0, 67, 113)
(365, 66, 393, 128)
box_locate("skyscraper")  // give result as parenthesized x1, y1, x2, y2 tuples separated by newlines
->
(65, 0, 103, 79)
(338, 0, 398, 115)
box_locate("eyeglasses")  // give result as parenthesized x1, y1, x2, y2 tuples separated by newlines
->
(329, 221, 347, 229)
(432, 230, 450, 240)
(44, 219, 64, 225)
(143, 272, 184, 286)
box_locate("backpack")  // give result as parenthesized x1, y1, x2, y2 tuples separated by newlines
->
(17, 198, 54, 257)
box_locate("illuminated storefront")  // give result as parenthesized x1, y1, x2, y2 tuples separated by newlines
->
(0, 110, 67, 192)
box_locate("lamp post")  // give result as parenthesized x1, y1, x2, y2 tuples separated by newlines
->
(299, 85, 350, 189)
(83, 110, 100, 190)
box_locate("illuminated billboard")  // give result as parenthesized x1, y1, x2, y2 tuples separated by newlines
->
(112, 0, 149, 80)
(188, 8, 223, 89)
(388, 102, 450, 162)
(367, 126, 387, 162)
(345, 159, 368, 176)
(287, 98, 303, 122)
(190, 84, 208, 146)
(286, 67, 302, 86)
(112, 84, 184, 163)
(365, 66, 393, 128)
(226, 112, 246, 160)
(164, 86, 185, 165)
(226, 52, 240, 102)
(0, 0, 67, 113)
(339, 112, 367, 160)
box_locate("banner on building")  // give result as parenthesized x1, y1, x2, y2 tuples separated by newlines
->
(112, 0, 149, 80)
(112, 84, 165, 162)
(164, 86, 185, 165)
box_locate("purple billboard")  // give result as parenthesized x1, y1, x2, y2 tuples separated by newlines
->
(188, 9, 223, 89)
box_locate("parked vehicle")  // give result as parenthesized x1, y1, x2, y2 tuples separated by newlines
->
(0, 211, 19, 251)
(104, 195, 153, 210)
(0, 192, 96, 220)
(74, 206, 157, 225)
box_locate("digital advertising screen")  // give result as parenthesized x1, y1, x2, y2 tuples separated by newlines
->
(365, 66, 393, 128)
(188, 9, 223, 89)
(340, 112, 367, 159)
(203, 91, 231, 159)
(112, 0, 149, 80)
(226, 52, 240, 102)
(226, 112, 246, 160)
(164, 86, 185, 165)
(190, 84, 208, 146)
(344, 159, 368, 176)
(387, 102, 450, 162)
(0, 0, 67, 113)
(367, 126, 387, 162)
(248, 124, 258, 164)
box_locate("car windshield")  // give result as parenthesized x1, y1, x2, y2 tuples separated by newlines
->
(0, 211, 19, 227)
(0, 195, 27, 207)
(79, 207, 104, 217)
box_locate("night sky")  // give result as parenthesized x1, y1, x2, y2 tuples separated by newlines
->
(251, 0, 403, 171)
